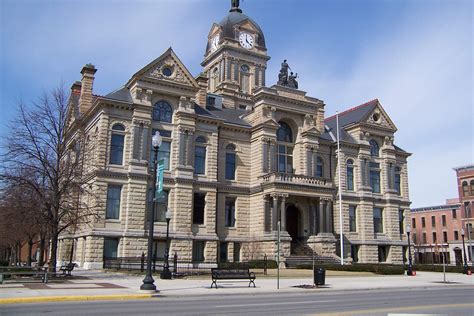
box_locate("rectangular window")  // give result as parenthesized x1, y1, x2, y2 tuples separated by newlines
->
(452, 209, 457, 219)
(378, 246, 388, 262)
(370, 170, 381, 193)
(349, 206, 357, 232)
(432, 232, 437, 243)
(442, 215, 446, 226)
(422, 232, 427, 243)
(233, 242, 240, 262)
(225, 197, 236, 227)
(422, 217, 426, 228)
(194, 146, 206, 174)
(373, 208, 383, 233)
(225, 152, 236, 180)
(394, 173, 401, 195)
(110, 134, 124, 165)
(193, 193, 205, 225)
(443, 231, 448, 243)
(431, 216, 436, 227)
(192, 241, 205, 262)
(399, 210, 405, 234)
(106, 185, 122, 219)
(412, 218, 416, 229)
(103, 238, 119, 259)
(277, 145, 293, 174)
(347, 166, 354, 191)
(219, 242, 228, 263)
(454, 231, 459, 240)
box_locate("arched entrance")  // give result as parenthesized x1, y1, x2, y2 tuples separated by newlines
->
(286, 204, 300, 241)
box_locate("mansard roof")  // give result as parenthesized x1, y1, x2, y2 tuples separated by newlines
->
(196, 104, 251, 127)
(104, 86, 133, 103)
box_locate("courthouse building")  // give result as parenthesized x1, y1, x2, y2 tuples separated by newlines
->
(60, 1, 411, 269)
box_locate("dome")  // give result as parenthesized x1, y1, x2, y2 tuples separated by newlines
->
(218, 11, 266, 48)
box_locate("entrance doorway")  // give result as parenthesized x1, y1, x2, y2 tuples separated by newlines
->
(286, 204, 300, 241)
(454, 248, 462, 266)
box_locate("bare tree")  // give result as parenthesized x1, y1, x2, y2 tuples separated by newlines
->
(1, 86, 98, 271)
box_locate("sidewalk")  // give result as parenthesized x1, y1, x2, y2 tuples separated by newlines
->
(1, 269, 473, 304)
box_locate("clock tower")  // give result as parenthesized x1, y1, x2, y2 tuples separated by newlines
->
(201, 0, 270, 108)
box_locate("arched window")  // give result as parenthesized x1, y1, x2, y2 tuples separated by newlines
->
(194, 136, 207, 175)
(276, 122, 294, 173)
(240, 64, 250, 93)
(210, 67, 219, 91)
(394, 166, 401, 195)
(153, 101, 173, 123)
(316, 157, 324, 178)
(470, 180, 474, 196)
(462, 181, 469, 197)
(369, 139, 379, 157)
(346, 159, 354, 191)
(109, 124, 125, 165)
(225, 144, 236, 180)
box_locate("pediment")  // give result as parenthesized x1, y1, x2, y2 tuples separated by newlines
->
(237, 20, 259, 33)
(131, 48, 199, 89)
(207, 23, 222, 38)
(362, 101, 397, 131)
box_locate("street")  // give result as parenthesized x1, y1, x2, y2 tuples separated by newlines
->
(1, 286, 473, 315)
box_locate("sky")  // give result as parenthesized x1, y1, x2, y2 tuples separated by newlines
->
(0, 0, 472, 208)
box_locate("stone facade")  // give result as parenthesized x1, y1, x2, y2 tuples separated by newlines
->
(62, 2, 411, 268)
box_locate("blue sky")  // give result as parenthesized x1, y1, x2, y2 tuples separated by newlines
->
(0, 0, 472, 207)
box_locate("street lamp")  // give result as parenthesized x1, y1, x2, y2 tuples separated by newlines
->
(140, 131, 162, 292)
(160, 210, 172, 279)
(461, 228, 469, 274)
(406, 224, 414, 276)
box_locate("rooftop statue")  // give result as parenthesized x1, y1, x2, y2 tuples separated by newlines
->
(277, 60, 299, 89)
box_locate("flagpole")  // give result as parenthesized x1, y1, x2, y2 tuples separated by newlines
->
(336, 111, 344, 265)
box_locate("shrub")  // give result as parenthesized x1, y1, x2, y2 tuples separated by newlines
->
(293, 263, 405, 275)
(414, 264, 465, 273)
(0, 260, 9, 267)
(218, 260, 278, 270)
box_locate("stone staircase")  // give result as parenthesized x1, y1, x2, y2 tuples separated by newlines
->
(285, 241, 340, 268)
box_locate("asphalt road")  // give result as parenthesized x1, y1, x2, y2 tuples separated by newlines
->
(1, 286, 473, 315)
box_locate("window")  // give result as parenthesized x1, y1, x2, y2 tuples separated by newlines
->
(454, 231, 459, 240)
(277, 122, 293, 173)
(106, 185, 122, 219)
(349, 205, 357, 232)
(110, 124, 125, 165)
(153, 100, 173, 123)
(431, 216, 436, 227)
(225, 197, 236, 227)
(452, 209, 457, 219)
(210, 67, 219, 91)
(462, 181, 469, 197)
(471, 180, 474, 195)
(373, 208, 383, 233)
(192, 241, 205, 262)
(443, 231, 448, 243)
(351, 245, 359, 263)
(369, 139, 379, 157)
(194, 136, 207, 175)
(370, 169, 381, 193)
(240, 64, 250, 93)
(378, 246, 388, 262)
(225, 144, 236, 180)
(103, 238, 119, 259)
(422, 232, 427, 243)
(219, 242, 228, 263)
(399, 210, 404, 234)
(442, 215, 446, 226)
(316, 157, 324, 178)
(465, 202, 472, 218)
(422, 217, 426, 228)
(412, 218, 416, 229)
(346, 159, 354, 191)
(193, 193, 205, 225)
(233, 243, 240, 262)
(394, 166, 401, 195)
(432, 232, 437, 243)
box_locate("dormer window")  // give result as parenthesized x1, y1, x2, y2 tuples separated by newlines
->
(153, 101, 173, 123)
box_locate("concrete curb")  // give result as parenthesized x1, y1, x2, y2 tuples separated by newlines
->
(0, 294, 156, 305)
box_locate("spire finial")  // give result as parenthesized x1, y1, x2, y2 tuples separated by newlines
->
(230, 0, 242, 13)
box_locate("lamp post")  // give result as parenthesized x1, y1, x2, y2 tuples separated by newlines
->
(461, 228, 469, 274)
(140, 131, 162, 292)
(160, 210, 172, 279)
(406, 224, 413, 276)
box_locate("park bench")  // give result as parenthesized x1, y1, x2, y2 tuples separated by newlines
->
(59, 263, 76, 276)
(0, 268, 49, 284)
(211, 268, 256, 289)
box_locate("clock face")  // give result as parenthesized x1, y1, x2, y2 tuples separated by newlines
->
(239, 32, 254, 49)
(210, 35, 219, 52)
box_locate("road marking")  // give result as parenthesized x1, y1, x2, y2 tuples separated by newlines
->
(215, 300, 337, 308)
(314, 303, 474, 316)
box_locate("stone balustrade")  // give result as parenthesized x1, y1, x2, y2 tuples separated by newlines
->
(260, 172, 332, 188)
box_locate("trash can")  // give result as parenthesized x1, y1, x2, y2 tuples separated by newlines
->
(314, 267, 326, 286)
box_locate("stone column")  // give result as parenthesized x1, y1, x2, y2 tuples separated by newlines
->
(262, 140, 268, 173)
(326, 201, 332, 233)
(309, 203, 314, 235)
(319, 199, 325, 234)
(264, 195, 270, 232)
(179, 130, 185, 165)
(272, 194, 279, 231)
(306, 147, 313, 176)
(280, 195, 287, 231)
(186, 130, 194, 166)
(270, 141, 276, 172)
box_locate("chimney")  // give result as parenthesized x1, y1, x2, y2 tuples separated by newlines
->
(71, 81, 82, 95)
(79, 63, 97, 115)
(195, 73, 209, 107)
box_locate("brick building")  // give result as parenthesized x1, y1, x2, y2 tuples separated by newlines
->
(58, 1, 411, 269)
